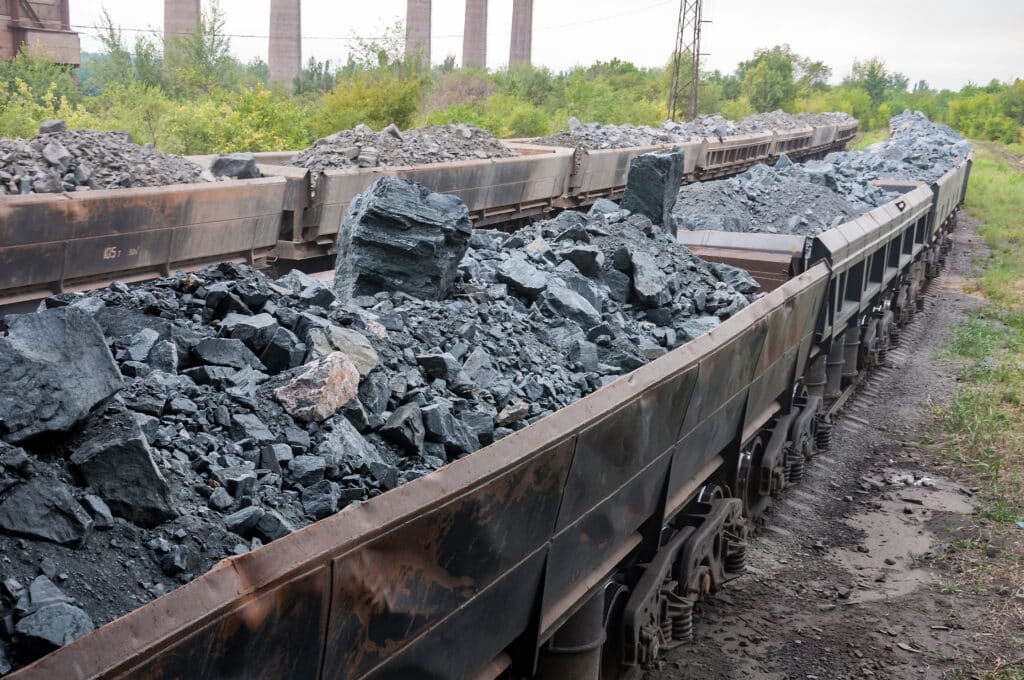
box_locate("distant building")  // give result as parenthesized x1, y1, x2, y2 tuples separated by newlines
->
(0, 0, 80, 66)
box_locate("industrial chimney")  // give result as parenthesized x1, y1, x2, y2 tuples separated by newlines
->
(269, 0, 302, 85)
(164, 0, 201, 45)
(405, 0, 432, 64)
(509, 0, 533, 66)
(462, 0, 487, 70)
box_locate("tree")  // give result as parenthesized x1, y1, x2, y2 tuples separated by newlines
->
(846, 58, 908, 105)
(492, 64, 558, 108)
(294, 58, 336, 96)
(438, 55, 457, 74)
(794, 57, 831, 96)
(164, 0, 234, 96)
(89, 9, 133, 87)
(738, 45, 798, 111)
(84, 10, 164, 94)
(0, 47, 79, 105)
(346, 18, 421, 75)
(1002, 79, 1024, 124)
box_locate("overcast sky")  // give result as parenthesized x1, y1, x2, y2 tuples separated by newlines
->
(71, 1, 1022, 91)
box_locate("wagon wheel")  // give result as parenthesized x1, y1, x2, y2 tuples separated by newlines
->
(732, 435, 769, 520)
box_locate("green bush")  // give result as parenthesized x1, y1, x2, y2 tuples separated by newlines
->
(0, 48, 78, 106)
(419, 93, 551, 138)
(1, 35, 1021, 156)
(948, 93, 1021, 144)
(312, 72, 423, 136)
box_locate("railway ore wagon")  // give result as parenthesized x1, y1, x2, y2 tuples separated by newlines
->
(5, 155, 971, 680)
(0, 178, 287, 310)
(0, 116, 858, 314)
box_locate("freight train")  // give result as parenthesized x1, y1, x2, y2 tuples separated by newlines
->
(3, 117, 972, 680)
(0, 118, 858, 310)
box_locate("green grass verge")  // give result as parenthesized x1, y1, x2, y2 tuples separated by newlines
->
(850, 129, 887, 150)
(944, 143, 1024, 523)
(937, 142, 1024, 679)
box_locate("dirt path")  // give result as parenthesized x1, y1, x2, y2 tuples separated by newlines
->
(648, 220, 1006, 679)
(977, 141, 1024, 173)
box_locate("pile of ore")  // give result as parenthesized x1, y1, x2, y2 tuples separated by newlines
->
(673, 155, 859, 235)
(287, 123, 516, 188)
(738, 110, 812, 132)
(531, 117, 680, 150)
(800, 111, 973, 192)
(0, 176, 755, 673)
(659, 114, 739, 140)
(674, 112, 971, 235)
(0, 121, 208, 195)
(778, 112, 971, 210)
(796, 111, 857, 126)
(535, 111, 857, 150)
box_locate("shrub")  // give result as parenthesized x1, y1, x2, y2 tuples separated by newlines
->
(312, 72, 423, 136)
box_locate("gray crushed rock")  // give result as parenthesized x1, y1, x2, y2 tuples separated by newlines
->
(0, 122, 207, 195)
(287, 123, 517, 189)
(0, 180, 755, 674)
(795, 111, 857, 126)
(673, 157, 859, 235)
(532, 116, 680, 150)
(798, 111, 974, 203)
(535, 111, 856, 150)
(674, 112, 970, 235)
(662, 113, 740, 139)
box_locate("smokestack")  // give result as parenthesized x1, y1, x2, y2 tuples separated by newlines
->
(269, 0, 302, 86)
(164, 0, 201, 45)
(462, 0, 487, 70)
(405, 0, 432, 64)
(509, 0, 533, 66)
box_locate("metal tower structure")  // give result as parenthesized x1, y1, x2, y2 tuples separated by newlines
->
(668, 0, 705, 122)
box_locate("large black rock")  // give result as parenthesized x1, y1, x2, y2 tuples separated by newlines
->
(68, 412, 178, 528)
(0, 308, 123, 443)
(334, 177, 473, 301)
(14, 602, 94, 652)
(210, 152, 260, 180)
(0, 479, 93, 547)
(621, 150, 684, 235)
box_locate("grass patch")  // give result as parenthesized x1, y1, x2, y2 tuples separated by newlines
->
(934, 148, 1024, 673)
(941, 144, 1024, 523)
(850, 129, 886, 150)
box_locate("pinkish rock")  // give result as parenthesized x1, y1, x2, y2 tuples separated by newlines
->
(273, 353, 359, 423)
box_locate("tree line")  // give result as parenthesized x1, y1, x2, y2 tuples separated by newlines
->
(0, 2, 1019, 155)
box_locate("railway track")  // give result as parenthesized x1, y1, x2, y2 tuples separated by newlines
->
(0, 114, 972, 679)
